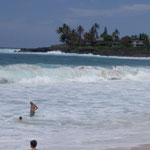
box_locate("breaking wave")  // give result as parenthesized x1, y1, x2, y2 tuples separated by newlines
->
(0, 64, 150, 84)
(1, 48, 150, 60)
(0, 48, 20, 53)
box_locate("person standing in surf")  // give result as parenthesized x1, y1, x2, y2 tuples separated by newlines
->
(30, 102, 38, 117)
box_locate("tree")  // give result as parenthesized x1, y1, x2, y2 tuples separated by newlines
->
(112, 29, 120, 41)
(131, 35, 138, 41)
(83, 32, 92, 45)
(121, 36, 131, 46)
(101, 26, 108, 41)
(68, 29, 78, 46)
(139, 33, 149, 46)
(104, 35, 113, 41)
(76, 25, 84, 46)
(57, 24, 71, 45)
(88, 23, 100, 45)
(93, 23, 100, 39)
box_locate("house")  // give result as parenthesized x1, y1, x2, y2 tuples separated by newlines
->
(131, 40, 145, 47)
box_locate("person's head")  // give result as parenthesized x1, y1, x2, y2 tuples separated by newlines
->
(19, 116, 22, 120)
(30, 102, 33, 105)
(30, 140, 37, 148)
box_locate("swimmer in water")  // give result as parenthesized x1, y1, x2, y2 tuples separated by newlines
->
(30, 102, 38, 117)
(19, 116, 23, 120)
(30, 140, 38, 150)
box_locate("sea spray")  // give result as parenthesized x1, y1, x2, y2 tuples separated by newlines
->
(1, 51, 150, 149)
(0, 64, 149, 84)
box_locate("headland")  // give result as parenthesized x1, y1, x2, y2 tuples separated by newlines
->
(19, 23, 150, 57)
(19, 44, 150, 57)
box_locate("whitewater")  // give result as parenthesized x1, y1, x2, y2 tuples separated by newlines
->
(1, 48, 150, 150)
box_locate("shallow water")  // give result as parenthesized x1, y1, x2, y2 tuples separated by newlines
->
(1, 49, 150, 150)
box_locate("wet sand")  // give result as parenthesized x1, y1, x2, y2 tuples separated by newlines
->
(103, 144, 150, 150)
(131, 144, 150, 150)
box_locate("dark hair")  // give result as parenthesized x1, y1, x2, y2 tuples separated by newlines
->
(19, 116, 22, 120)
(30, 140, 37, 148)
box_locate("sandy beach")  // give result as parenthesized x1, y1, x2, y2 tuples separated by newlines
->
(131, 144, 150, 150)
(104, 144, 150, 150)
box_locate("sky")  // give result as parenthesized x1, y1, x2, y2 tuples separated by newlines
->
(0, 0, 150, 48)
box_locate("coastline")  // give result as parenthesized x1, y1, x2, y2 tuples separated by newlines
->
(18, 44, 150, 57)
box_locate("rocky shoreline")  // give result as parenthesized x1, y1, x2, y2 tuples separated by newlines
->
(19, 44, 150, 57)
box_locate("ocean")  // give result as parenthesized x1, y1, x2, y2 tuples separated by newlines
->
(1, 48, 150, 150)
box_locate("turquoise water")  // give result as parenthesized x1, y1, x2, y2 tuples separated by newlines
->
(1, 51, 150, 67)
(1, 49, 150, 150)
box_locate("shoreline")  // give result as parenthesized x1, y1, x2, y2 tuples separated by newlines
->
(18, 44, 150, 58)
(16, 50, 150, 60)
(103, 144, 150, 150)
(131, 144, 150, 150)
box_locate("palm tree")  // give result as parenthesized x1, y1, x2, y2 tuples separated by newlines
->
(76, 25, 84, 46)
(57, 24, 71, 44)
(83, 32, 91, 45)
(77, 25, 84, 39)
(140, 33, 149, 46)
(68, 29, 78, 46)
(93, 23, 100, 39)
(89, 23, 100, 45)
(112, 29, 120, 41)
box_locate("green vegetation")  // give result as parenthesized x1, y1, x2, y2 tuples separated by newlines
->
(20, 23, 150, 57)
(56, 23, 150, 49)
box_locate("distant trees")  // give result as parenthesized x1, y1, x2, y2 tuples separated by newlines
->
(139, 33, 149, 46)
(112, 29, 120, 41)
(57, 23, 100, 46)
(56, 24, 150, 47)
(130, 33, 149, 46)
(100, 27, 120, 42)
(57, 24, 71, 45)
(88, 23, 100, 45)
(121, 36, 131, 46)
(101, 26, 108, 41)
(131, 35, 138, 40)
(77, 25, 84, 45)
(83, 32, 92, 46)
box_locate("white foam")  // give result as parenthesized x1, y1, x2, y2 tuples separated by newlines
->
(0, 64, 149, 84)
(0, 48, 20, 53)
(2, 48, 150, 60)
(1, 80, 150, 150)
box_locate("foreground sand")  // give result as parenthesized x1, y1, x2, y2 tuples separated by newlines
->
(131, 144, 150, 150)
(104, 144, 150, 150)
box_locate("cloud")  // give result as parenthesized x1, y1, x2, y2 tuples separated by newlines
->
(70, 4, 150, 17)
